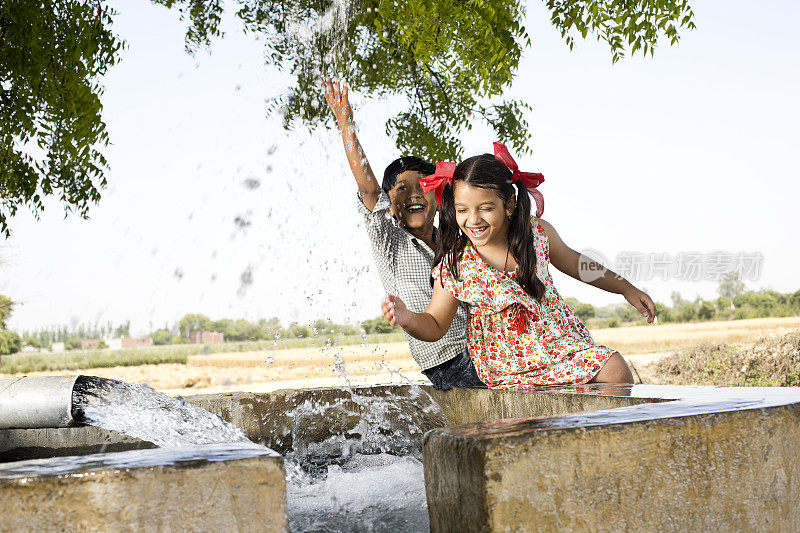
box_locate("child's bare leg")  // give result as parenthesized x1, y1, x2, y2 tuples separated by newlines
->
(589, 352, 634, 384)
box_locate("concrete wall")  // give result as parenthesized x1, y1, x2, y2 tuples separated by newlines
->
(185, 384, 449, 453)
(0, 426, 152, 462)
(424, 386, 663, 426)
(424, 401, 800, 532)
(4, 381, 798, 532)
(0, 384, 660, 463)
(0, 445, 288, 533)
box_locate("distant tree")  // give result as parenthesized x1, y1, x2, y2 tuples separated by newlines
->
(113, 321, 131, 338)
(791, 289, 800, 310)
(169, 335, 185, 345)
(677, 304, 697, 322)
(227, 319, 258, 341)
(22, 335, 42, 349)
(178, 313, 212, 338)
(97, 339, 108, 349)
(670, 291, 686, 308)
(697, 300, 716, 320)
(715, 296, 733, 311)
(616, 305, 639, 323)
(733, 291, 778, 316)
(373, 316, 396, 334)
(0, 331, 21, 355)
(654, 302, 673, 323)
(313, 319, 336, 336)
(573, 303, 596, 322)
(212, 319, 234, 336)
(289, 324, 310, 338)
(0, 295, 13, 330)
(258, 317, 283, 339)
(64, 337, 81, 350)
(718, 272, 746, 300)
(151, 328, 172, 345)
(339, 324, 360, 336)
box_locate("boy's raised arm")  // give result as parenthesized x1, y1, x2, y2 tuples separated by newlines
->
(321, 77, 381, 211)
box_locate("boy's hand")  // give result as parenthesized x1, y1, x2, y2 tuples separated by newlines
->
(381, 294, 411, 327)
(623, 287, 657, 324)
(321, 77, 353, 127)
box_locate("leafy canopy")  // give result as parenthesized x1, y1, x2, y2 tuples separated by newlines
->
(161, 0, 694, 161)
(0, 0, 122, 237)
(0, 0, 695, 235)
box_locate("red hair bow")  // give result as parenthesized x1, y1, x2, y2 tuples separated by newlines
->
(419, 161, 456, 205)
(493, 142, 545, 218)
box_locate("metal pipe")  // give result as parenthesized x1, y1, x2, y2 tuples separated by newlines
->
(0, 376, 81, 429)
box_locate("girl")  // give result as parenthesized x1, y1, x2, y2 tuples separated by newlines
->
(381, 143, 656, 387)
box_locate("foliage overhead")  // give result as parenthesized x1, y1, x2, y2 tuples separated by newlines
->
(544, 0, 696, 63)
(0, 0, 695, 235)
(158, 0, 695, 162)
(0, 0, 123, 237)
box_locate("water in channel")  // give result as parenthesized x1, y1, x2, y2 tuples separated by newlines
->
(71, 374, 434, 532)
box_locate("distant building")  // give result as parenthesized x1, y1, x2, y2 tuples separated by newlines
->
(189, 331, 224, 344)
(121, 337, 153, 349)
(51, 342, 65, 353)
(104, 338, 123, 350)
(80, 339, 101, 350)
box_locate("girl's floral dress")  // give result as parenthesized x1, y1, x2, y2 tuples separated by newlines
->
(431, 219, 615, 389)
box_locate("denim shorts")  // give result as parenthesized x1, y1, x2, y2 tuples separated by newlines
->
(423, 350, 487, 391)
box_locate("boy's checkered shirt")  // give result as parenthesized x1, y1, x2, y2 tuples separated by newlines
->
(357, 191, 468, 370)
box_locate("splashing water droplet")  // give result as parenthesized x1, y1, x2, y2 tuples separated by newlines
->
(243, 177, 261, 189)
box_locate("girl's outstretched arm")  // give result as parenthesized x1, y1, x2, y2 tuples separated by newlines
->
(321, 77, 381, 211)
(538, 218, 657, 323)
(381, 281, 460, 342)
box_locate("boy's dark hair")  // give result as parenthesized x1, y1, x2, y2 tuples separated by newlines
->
(432, 154, 545, 302)
(382, 156, 436, 193)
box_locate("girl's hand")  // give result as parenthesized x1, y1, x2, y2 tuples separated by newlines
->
(381, 294, 411, 327)
(623, 287, 658, 324)
(321, 76, 353, 127)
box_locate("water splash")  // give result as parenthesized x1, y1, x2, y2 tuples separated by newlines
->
(284, 387, 436, 533)
(284, 0, 353, 75)
(286, 0, 350, 47)
(282, 348, 443, 531)
(72, 377, 250, 447)
(287, 453, 428, 533)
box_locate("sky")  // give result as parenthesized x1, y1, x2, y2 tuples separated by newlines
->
(2, 0, 799, 335)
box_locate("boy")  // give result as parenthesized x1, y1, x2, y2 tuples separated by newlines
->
(321, 77, 484, 390)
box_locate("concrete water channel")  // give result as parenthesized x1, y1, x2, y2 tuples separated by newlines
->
(1, 379, 799, 531)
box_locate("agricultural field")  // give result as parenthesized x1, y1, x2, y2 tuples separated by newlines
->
(2, 317, 798, 395)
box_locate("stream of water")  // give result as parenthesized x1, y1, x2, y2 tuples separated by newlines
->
(71, 377, 250, 447)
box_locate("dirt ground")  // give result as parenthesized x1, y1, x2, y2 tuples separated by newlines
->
(5, 316, 799, 395)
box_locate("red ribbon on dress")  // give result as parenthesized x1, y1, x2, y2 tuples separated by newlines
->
(493, 142, 545, 218)
(516, 304, 528, 335)
(419, 161, 456, 205)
